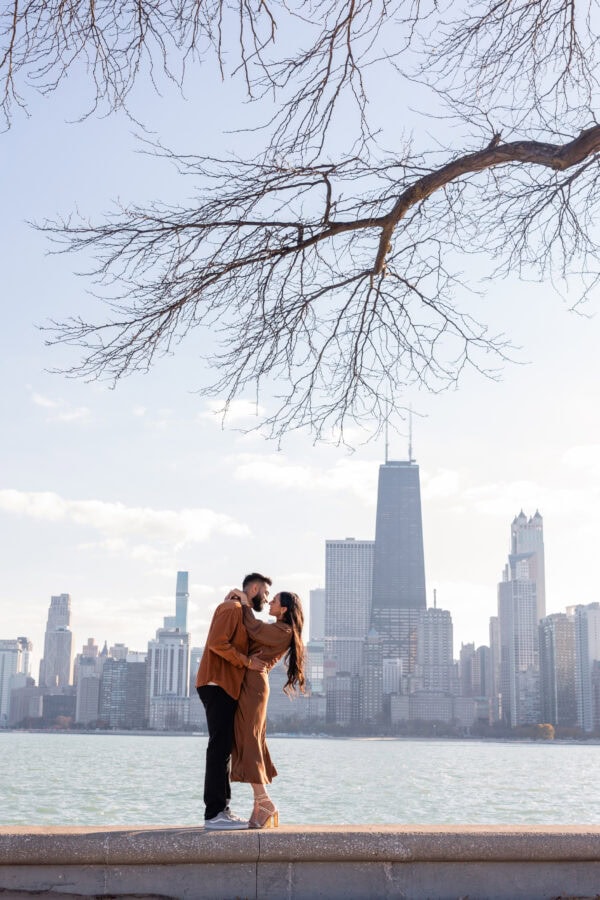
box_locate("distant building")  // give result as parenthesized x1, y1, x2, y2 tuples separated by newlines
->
(488, 616, 502, 721)
(76, 673, 101, 726)
(124, 655, 148, 729)
(361, 628, 383, 722)
(147, 628, 190, 730)
(574, 603, 600, 732)
(382, 658, 403, 695)
(147, 572, 192, 729)
(390, 692, 477, 728)
(39, 594, 73, 689)
(109, 643, 128, 661)
(459, 642, 477, 697)
(9, 681, 42, 726)
(164, 571, 189, 631)
(305, 641, 324, 694)
(417, 609, 454, 694)
(539, 612, 577, 727)
(309, 588, 326, 642)
(325, 671, 361, 726)
(324, 538, 374, 676)
(73, 638, 100, 686)
(91, 651, 148, 729)
(0, 638, 32, 727)
(266, 658, 326, 727)
(511, 510, 546, 621)
(324, 538, 374, 724)
(42, 690, 76, 726)
(99, 658, 128, 727)
(497, 513, 545, 727)
(189, 646, 205, 728)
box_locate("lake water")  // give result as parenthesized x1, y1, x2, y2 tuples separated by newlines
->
(1, 732, 598, 827)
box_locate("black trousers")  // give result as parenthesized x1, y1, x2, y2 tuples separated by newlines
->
(197, 685, 238, 820)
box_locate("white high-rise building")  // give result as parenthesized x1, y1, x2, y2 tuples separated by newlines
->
(498, 513, 545, 727)
(324, 538, 374, 725)
(324, 538, 374, 677)
(0, 638, 32, 727)
(39, 594, 73, 689)
(147, 628, 190, 730)
(511, 511, 546, 621)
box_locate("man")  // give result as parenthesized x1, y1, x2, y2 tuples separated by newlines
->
(196, 572, 272, 830)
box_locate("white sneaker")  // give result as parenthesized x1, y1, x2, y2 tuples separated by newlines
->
(204, 809, 249, 830)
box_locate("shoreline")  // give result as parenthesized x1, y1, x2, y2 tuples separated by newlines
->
(2, 728, 599, 745)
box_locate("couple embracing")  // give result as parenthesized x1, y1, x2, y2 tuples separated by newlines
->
(196, 572, 305, 830)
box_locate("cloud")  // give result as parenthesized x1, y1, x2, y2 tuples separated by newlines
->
(230, 453, 378, 505)
(0, 489, 249, 551)
(31, 391, 91, 423)
(31, 393, 59, 409)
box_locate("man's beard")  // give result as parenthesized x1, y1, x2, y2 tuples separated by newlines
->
(251, 594, 265, 612)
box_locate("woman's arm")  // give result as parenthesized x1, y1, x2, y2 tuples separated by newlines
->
(242, 605, 291, 649)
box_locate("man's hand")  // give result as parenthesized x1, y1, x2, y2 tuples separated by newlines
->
(248, 655, 267, 672)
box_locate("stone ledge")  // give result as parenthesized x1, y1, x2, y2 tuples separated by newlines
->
(2, 825, 600, 865)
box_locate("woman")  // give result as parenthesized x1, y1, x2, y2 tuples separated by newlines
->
(230, 590, 305, 828)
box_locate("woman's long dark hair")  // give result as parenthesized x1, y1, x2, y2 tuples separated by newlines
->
(279, 591, 306, 695)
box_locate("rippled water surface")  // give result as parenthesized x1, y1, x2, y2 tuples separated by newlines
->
(1, 732, 598, 826)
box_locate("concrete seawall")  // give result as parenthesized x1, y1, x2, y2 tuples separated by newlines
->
(2, 825, 600, 899)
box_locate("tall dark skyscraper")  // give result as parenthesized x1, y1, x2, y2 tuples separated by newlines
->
(370, 456, 427, 673)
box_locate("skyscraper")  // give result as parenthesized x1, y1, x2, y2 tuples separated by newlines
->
(147, 627, 191, 729)
(309, 588, 326, 642)
(574, 603, 600, 732)
(0, 638, 32, 727)
(164, 571, 189, 631)
(417, 609, 454, 694)
(370, 457, 427, 674)
(147, 571, 192, 728)
(324, 538, 374, 677)
(539, 612, 576, 727)
(324, 538, 374, 724)
(39, 594, 73, 689)
(511, 511, 546, 621)
(498, 513, 545, 727)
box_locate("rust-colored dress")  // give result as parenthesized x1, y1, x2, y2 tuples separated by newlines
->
(231, 607, 292, 784)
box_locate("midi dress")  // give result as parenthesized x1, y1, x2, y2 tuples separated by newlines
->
(230, 607, 292, 784)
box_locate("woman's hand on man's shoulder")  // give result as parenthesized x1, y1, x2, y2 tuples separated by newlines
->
(223, 589, 249, 606)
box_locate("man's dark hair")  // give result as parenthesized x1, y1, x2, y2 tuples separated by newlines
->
(242, 572, 272, 612)
(242, 572, 272, 589)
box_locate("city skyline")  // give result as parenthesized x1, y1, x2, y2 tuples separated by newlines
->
(0, 454, 595, 678)
(2, 504, 596, 733)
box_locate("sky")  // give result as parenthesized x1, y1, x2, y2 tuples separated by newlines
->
(2, 35, 600, 677)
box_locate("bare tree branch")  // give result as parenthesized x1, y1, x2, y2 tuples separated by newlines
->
(40, 125, 600, 440)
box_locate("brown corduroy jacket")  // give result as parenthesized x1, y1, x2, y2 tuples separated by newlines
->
(195, 601, 250, 700)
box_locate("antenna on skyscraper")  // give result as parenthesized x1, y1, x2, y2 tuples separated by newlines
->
(433, 588, 437, 609)
(408, 405, 414, 462)
(384, 401, 390, 463)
